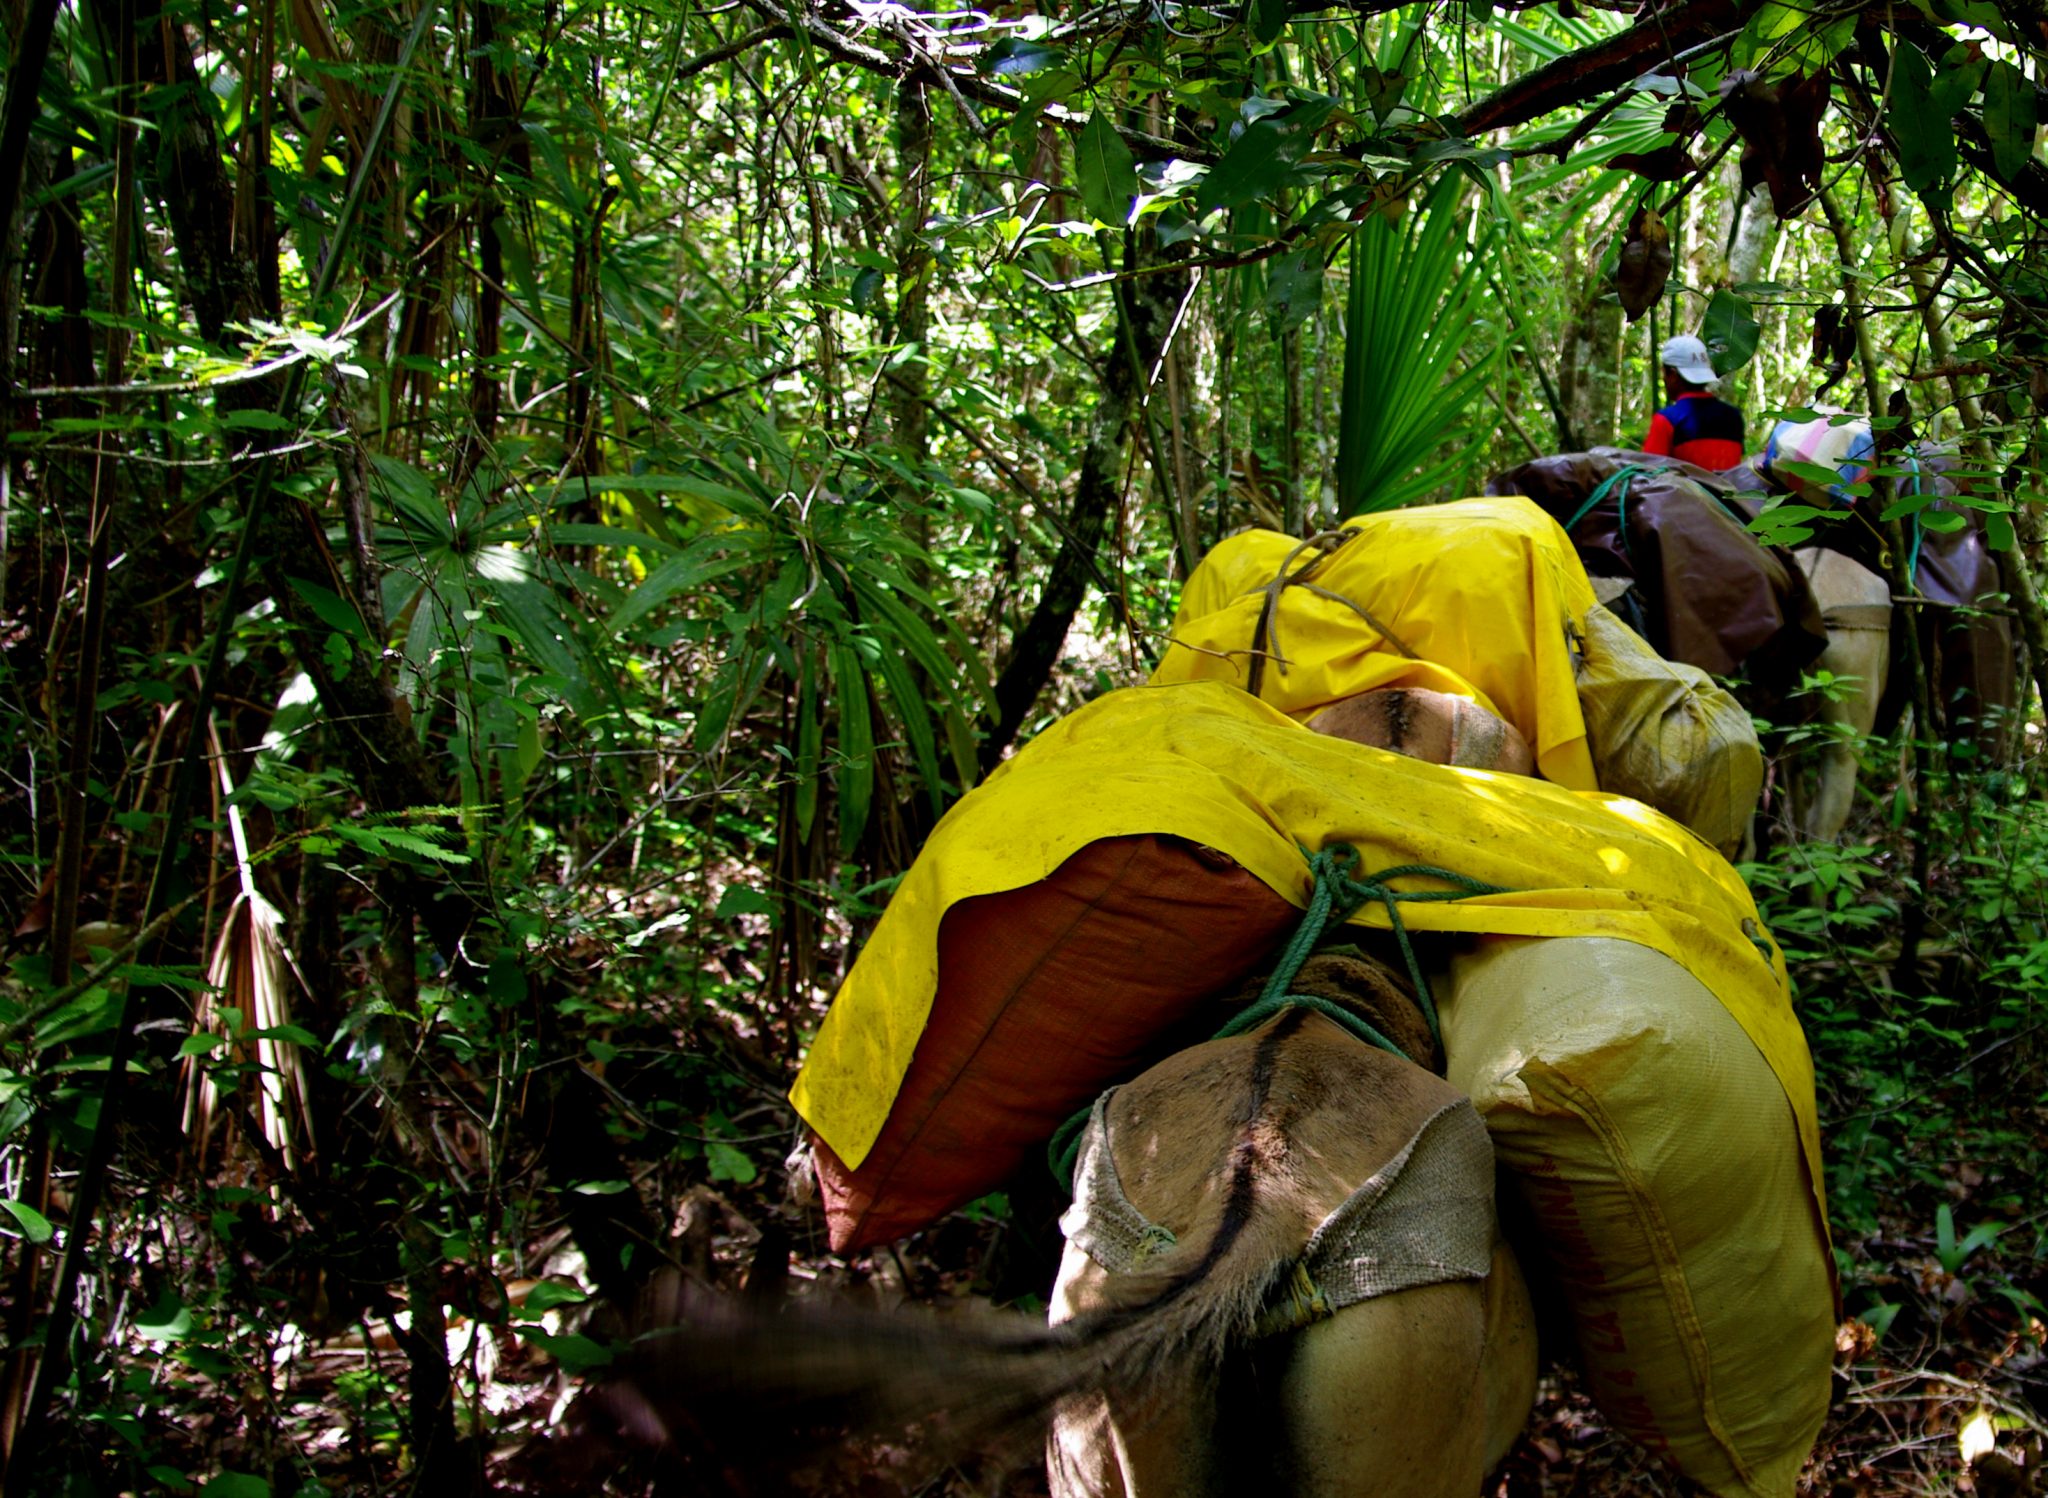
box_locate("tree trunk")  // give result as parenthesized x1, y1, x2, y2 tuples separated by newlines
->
(979, 238, 1187, 770)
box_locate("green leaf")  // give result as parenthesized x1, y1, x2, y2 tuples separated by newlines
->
(493, 576, 607, 718)
(1888, 43, 1954, 191)
(1927, 51, 1988, 119)
(343, 825, 472, 866)
(1983, 60, 2039, 183)
(871, 637, 946, 820)
(830, 643, 874, 855)
(1857, 1301, 1901, 1342)
(36, 987, 122, 1048)
(516, 1328, 613, 1372)
(1249, 0, 1290, 51)
(1700, 290, 1761, 375)
(848, 573, 989, 712)
(1957, 1220, 2004, 1261)
(715, 885, 774, 919)
(608, 537, 760, 634)
(1076, 110, 1138, 229)
(495, 215, 543, 317)
(1777, 458, 1856, 491)
(541, 524, 677, 553)
(520, 1280, 590, 1314)
(135, 1287, 194, 1341)
(198, 1474, 270, 1498)
(220, 409, 294, 432)
(850, 265, 884, 313)
(487, 954, 528, 1005)
(705, 1140, 757, 1184)
(243, 1024, 320, 1046)
(1739, 0, 1853, 71)
(982, 37, 1063, 75)
(1758, 503, 1831, 525)
(795, 653, 822, 840)
(1194, 99, 1334, 219)
(285, 577, 375, 647)
(569, 1179, 632, 1196)
(1263, 246, 1325, 333)
(1336, 177, 1499, 514)
(1987, 512, 2015, 551)
(0, 1199, 53, 1244)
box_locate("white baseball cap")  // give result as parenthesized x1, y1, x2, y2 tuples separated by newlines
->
(1660, 334, 1718, 386)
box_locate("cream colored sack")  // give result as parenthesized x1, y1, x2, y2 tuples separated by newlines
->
(1442, 936, 1833, 1498)
(1576, 603, 1763, 857)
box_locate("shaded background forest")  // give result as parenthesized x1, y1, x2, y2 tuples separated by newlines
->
(3, 0, 2048, 1489)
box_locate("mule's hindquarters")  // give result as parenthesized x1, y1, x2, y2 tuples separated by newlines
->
(1044, 1011, 1538, 1498)
(1046, 1235, 1535, 1498)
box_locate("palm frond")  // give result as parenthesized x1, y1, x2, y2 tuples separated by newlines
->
(1335, 179, 1503, 516)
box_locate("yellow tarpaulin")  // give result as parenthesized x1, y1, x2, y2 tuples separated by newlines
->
(790, 681, 1825, 1238)
(1151, 496, 1602, 790)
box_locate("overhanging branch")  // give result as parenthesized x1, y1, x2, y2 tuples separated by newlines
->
(1448, 0, 1739, 138)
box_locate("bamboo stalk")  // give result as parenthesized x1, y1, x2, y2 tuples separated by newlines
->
(12, 1, 446, 1464)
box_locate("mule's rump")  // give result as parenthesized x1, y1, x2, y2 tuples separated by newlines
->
(1048, 1010, 1538, 1498)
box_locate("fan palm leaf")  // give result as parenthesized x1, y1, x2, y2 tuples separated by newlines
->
(1335, 178, 1502, 515)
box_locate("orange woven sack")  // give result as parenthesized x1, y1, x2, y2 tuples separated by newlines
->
(813, 834, 1297, 1251)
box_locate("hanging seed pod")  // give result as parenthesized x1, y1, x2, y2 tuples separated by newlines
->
(1615, 204, 1672, 321)
(1718, 70, 1830, 217)
(1811, 304, 1842, 368)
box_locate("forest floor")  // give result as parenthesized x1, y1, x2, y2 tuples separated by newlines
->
(108, 801, 2048, 1496)
(476, 1077, 2048, 1498)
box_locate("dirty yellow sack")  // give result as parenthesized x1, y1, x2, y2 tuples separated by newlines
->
(1444, 937, 1833, 1497)
(1151, 498, 1764, 852)
(1577, 604, 1763, 858)
(790, 683, 1825, 1263)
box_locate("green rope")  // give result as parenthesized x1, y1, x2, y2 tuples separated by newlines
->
(1564, 464, 1649, 534)
(1047, 844, 1511, 1193)
(1212, 990, 1415, 1063)
(1251, 844, 1513, 1051)
(1562, 462, 1763, 569)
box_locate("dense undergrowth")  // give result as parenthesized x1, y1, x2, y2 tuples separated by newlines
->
(1746, 710, 2048, 1497)
(13, 702, 2048, 1497)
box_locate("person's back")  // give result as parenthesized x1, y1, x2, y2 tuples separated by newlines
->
(1641, 334, 1745, 471)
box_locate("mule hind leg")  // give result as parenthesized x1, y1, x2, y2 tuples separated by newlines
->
(1276, 1281, 1491, 1497)
(1046, 1244, 1230, 1498)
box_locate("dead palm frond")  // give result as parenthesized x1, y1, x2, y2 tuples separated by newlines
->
(180, 728, 314, 1171)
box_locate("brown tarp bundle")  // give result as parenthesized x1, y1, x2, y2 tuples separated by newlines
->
(1725, 450, 2018, 746)
(1486, 449, 1829, 703)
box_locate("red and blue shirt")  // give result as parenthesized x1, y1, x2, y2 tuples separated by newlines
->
(1642, 392, 1746, 472)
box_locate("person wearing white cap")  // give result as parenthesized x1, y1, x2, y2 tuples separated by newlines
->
(1640, 334, 1746, 471)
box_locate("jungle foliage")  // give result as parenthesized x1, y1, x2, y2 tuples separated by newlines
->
(2, 0, 2047, 1488)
